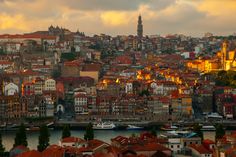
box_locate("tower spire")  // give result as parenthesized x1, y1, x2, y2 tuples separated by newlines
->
(137, 14, 143, 38)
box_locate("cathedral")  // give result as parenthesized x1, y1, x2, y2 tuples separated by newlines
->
(187, 41, 236, 72)
(218, 41, 236, 71)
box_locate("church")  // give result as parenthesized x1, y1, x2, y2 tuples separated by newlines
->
(187, 41, 236, 72)
(217, 40, 236, 71)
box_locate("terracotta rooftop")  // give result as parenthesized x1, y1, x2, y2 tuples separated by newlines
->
(0, 34, 56, 40)
(61, 137, 85, 143)
(188, 144, 212, 154)
(16, 150, 41, 157)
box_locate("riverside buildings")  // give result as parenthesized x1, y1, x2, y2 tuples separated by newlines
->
(0, 15, 236, 125)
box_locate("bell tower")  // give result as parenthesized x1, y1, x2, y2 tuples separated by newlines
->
(137, 15, 143, 38)
(221, 41, 228, 70)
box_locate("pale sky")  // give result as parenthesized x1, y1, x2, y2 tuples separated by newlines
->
(0, 0, 236, 36)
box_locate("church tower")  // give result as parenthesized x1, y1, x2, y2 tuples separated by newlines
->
(221, 40, 228, 70)
(137, 15, 143, 38)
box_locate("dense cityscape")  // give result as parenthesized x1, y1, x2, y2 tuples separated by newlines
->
(0, 1, 236, 156)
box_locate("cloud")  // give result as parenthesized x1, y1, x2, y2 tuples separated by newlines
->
(100, 11, 132, 26)
(0, 13, 28, 31)
(0, 0, 235, 36)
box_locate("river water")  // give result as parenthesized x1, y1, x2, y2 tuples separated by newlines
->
(1, 130, 216, 151)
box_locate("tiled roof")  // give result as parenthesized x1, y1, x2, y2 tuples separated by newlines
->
(0, 34, 56, 40)
(128, 142, 170, 152)
(0, 61, 13, 65)
(188, 144, 212, 154)
(16, 150, 41, 157)
(82, 64, 101, 71)
(203, 139, 215, 145)
(42, 145, 64, 157)
(61, 137, 85, 143)
(74, 94, 87, 98)
(87, 139, 109, 151)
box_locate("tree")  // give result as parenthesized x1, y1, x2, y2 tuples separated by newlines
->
(215, 124, 225, 141)
(0, 133, 5, 153)
(14, 123, 27, 147)
(84, 123, 94, 141)
(62, 125, 71, 139)
(38, 125, 50, 152)
(150, 126, 157, 137)
(71, 46, 76, 53)
(193, 123, 203, 140)
(61, 53, 76, 61)
(139, 89, 150, 97)
(52, 69, 61, 79)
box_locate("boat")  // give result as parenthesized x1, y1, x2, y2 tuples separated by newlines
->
(201, 125, 216, 131)
(26, 126, 40, 131)
(93, 122, 116, 130)
(206, 112, 223, 120)
(127, 125, 144, 130)
(161, 125, 178, 131)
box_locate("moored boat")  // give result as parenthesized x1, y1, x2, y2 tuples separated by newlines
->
(201, 125, 216, 131)
(161, 125, 178, 131)
(127, 125, 144, 130)
(93, 122, 116, 130)
(26, 126, 40, 131)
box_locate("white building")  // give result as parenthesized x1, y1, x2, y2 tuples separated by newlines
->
(4, 82, 19, 96)
(0, 61, 13, 70)
(44, 79, 56, 91)
(34, 77, 44, 95)
(44, 95, 54, 117)
(120, 69, 136, 77)
(59, 137, 86, 147)
(153, 81, 177, 95)
(125, 82, 133, 94)
(74, 94, 88, 114)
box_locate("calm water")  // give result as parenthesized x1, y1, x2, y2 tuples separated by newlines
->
(1, 130, 215, 151)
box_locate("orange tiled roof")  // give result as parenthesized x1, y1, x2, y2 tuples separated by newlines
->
(42, 145, 64, 157)
(61, 137, 85, 143)
(203, 139, 215, 145)
(188, 144, 212, 154)
(0, 34, 56, 40)
(16, 150, 41, 157)
(128, 142, 170, 152)
(0, 61, 13, 65)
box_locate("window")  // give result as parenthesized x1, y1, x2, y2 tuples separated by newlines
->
(177, 145, 180, 148)
(184, 142, 187, 146)
(170, 145, 173, 148)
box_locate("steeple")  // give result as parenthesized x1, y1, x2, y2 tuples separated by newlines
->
(137, 14, 143, 38)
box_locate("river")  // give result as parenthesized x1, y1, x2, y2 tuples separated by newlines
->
(1, 130, 216, 151)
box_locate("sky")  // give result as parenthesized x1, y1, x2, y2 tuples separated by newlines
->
(0, 0, 236, 37)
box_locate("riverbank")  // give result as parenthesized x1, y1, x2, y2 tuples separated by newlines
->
(1, 129, 217, 151)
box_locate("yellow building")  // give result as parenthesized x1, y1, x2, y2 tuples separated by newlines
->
(220, 41, 236, 71)
(187, 41, 236, 72)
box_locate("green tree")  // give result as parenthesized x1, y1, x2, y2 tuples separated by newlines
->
(215, 124, 225, 141)
(62, 125, 71, 139)
(61, 53, 76, 61)
(0, 133, 5, 153)
(14, 123, 27, 147)
(84, 123, 94, 141)
(37, 125, 50, 152)
(131, 133, 137, 138)
(150, 126, 157, 137)
(0, 49, 5, 55)
(139, 89, 150, 97)
(52, 69, 61, 79)
(193, 123, 203, 140)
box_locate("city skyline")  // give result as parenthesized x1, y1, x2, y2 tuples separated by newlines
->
(0, 0, 236, 37)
